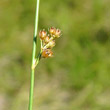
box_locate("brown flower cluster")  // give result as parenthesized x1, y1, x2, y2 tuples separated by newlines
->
(39, 27, 61, 58)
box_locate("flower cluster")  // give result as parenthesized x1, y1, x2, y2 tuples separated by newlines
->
(39, 27, 61, 58)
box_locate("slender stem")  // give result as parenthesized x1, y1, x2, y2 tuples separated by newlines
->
(28, 0, 40, 110)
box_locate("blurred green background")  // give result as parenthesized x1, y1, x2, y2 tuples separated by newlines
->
(0, 0, 110, 110)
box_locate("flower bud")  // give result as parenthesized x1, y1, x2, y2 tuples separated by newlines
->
(39, 30, 47, 40)
(42, 49, 53, 58)
(54, 29, 61, 38)
(49, 27, 56, 35)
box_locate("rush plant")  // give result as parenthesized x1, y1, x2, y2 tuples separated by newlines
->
(28, 0, 61, 110)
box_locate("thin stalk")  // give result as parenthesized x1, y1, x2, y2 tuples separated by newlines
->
(28, 0, 40, 110)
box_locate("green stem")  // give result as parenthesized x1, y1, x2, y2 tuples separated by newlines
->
(28, 0, 40, 110)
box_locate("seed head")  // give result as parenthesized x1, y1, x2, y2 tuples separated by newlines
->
(42, 49, 53, 58)
(39, 27, 61, 59)
(39, 30, 47, 40)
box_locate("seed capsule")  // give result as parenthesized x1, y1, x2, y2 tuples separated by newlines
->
(48, 40, 55, 48)
(42, 49, 53, 58)
(49, 27, 56, 35)
(39, 30, 47, 40)
(55, 29, 61, 38)
(43, 40, 55, 50)
(44, 36, 50, 44)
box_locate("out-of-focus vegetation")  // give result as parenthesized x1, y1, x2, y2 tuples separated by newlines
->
(0, 0, 110, 110)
